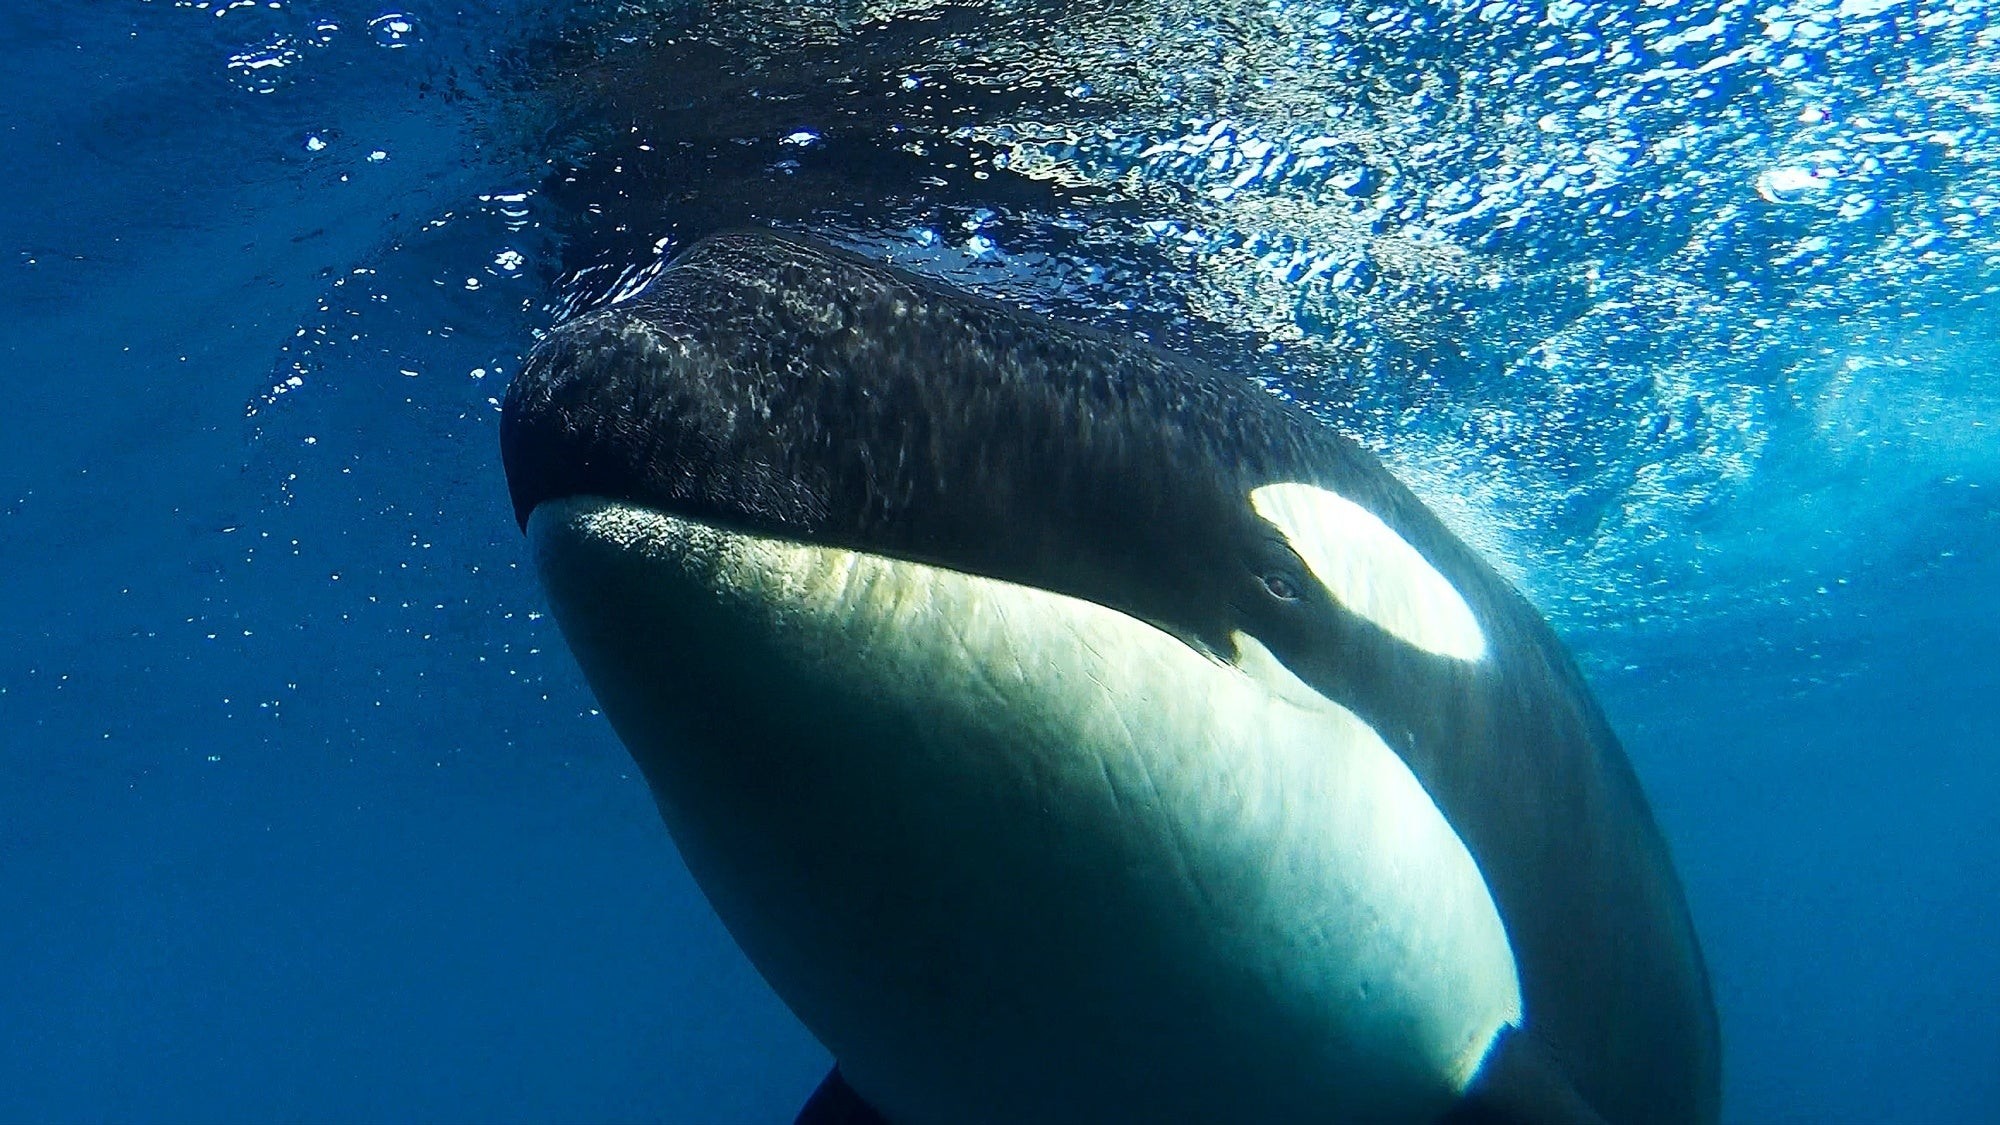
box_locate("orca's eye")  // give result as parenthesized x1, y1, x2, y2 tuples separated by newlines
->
(1262, 572, 1303, 601)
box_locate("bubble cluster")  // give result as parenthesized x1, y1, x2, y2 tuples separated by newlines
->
(226, 38, 302, 94)
(216, 6, 425, 96)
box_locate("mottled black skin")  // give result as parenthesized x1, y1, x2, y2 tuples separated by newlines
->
(502, 231, 1720, 1125)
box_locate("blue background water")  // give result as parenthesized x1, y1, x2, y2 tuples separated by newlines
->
(2, 1, 1995, 1122)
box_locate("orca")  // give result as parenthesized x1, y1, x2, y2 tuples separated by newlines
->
(500, 231, 1720, 1125)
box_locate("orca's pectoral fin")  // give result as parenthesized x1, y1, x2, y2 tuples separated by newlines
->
(795, 1067, 895, 1125)
(1437, 1025, 1611, 1125)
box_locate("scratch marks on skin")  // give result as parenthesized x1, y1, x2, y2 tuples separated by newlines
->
(985, 593, 1029, 700)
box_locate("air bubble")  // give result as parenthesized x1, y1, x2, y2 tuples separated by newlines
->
(368, 12, 422, 48)
(1754, 166, 1835, 204)
(478, 191, 534, 231)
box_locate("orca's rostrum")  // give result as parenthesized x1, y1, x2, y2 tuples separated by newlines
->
(501, 231, 1720, 1125)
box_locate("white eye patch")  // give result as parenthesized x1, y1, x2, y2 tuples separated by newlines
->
(1249, 482, 1487, 662)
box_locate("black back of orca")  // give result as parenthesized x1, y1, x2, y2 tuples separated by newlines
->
(503, 232, 1720, 1125)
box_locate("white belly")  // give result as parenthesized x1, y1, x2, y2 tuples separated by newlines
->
(530, 498, 1522, 1125)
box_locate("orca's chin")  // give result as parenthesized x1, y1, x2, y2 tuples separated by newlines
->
(522, 493, 1521, 1125)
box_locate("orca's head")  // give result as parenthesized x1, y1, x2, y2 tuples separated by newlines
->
(502, 232, 1498, 702)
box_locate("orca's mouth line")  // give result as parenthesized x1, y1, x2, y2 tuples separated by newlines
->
(525, 493, 799, 553)
(526, 492, 1048, 595)
(528, 493, 1233, 669)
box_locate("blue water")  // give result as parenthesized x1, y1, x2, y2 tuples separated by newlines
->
(2, 1, 1995, 1121)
